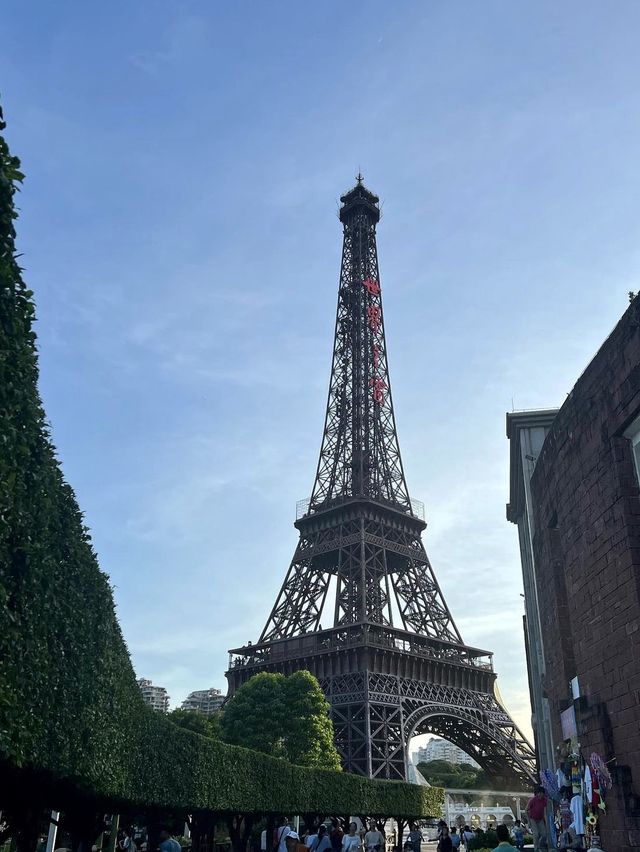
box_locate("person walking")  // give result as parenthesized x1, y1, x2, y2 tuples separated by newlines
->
(341, 824, 362, 852)
(407, 824, 422, 852)
(511, 820, 524, 851)
(460, 826, 474, 850)
(491, 826, 513, 852)
(449, 828, 460, 850)
(526, 786, 549, 852)
(364, 822, 384, 852)
(437, 826, 452, 852)
(158, 829, 180, 852)
(276, 819, 294, 852)
(330, 822, 344, 852)
(310, 827, 331, 852)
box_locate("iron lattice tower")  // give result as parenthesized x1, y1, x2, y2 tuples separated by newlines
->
(227, 178, 536, 786)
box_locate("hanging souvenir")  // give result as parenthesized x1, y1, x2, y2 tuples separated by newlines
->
(590, 752, 612, 790)
(541, 767, 560, 801)
(571, 760, 581, 794)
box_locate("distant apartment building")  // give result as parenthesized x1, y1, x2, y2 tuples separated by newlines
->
(181, 687, 224, 715)
(414, 737, 480, 768)
(137, 677, 169, 712)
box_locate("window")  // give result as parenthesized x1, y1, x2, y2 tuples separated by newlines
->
(624, 415, 640, 486)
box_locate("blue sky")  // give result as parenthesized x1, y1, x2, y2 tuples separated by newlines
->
(4, 1, 640, 743)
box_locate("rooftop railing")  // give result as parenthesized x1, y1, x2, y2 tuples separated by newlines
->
(295, 495, 426, 521)
(229, 623, 493, 672)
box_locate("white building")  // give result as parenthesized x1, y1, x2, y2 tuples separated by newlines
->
(506, 409, 558, 774)
(181, 687, 224, 715)
(137, 678, 169, 712)
(414, 737, 480, 768)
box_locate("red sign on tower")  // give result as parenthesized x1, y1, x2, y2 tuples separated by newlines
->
(369, 377, 386, 404)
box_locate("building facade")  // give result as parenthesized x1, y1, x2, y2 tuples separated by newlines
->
(506, 409, 558, 774)
(137, 677, 169, 713)
(526, 297, 640, 851)
(414, 737, 480, 768)
(181, 687, 224, 715)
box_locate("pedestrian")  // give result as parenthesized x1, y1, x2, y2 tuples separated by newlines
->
(276, 820, 294, 852)
(460, 826, 474, 850)
(342, 824, 362, 852)
(121, 832, 137, 852)
(491, 826, 513, 852)
(407, 823, 422, 852)
(437, 826, 452, 852)
(511, 820, 524, 851)
(364, 822, 384, 852)
(310, 827, 332, 852)
(330, 822, 344, 852)
(158, 829, 181, 852)
(449, 828, 460, 850)
(526, 786, 549, 852)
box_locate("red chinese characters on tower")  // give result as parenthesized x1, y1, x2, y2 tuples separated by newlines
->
(369, 377, 386, 404)
(363, 277, 381, 295)
(367, 305, 381, 332)
(372, 344, 380, 369)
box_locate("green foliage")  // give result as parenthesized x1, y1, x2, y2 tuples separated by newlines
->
(281, 670, 341, 770)
(133, 710, 442, 815)
(466, 830, 500, 850)
(221, 670, 341, 770)
(167, 709, 222, 740)
(221, 672, 286, 757)
(416, 760, 491, 791)
(0, 104, 443, 820)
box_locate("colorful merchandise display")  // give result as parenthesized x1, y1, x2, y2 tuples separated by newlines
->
(543, 739, 614, 847)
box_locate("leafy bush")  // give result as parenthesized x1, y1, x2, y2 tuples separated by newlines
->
(467, 830, 499, 850)
(0, 104, 442, 820)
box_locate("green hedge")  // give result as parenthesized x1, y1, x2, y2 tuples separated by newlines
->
(134, 712, 442, 816)
(0, 106, 442, 820)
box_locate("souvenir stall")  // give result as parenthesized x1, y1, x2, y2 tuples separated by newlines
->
(538, 704, 612, 850)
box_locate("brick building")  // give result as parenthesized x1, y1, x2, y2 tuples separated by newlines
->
(528, 297, 640, 850)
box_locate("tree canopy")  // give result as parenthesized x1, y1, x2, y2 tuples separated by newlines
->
(168, 708, 222, 740)
(221, 670, 341, 770)
(417, 759, 491, 790)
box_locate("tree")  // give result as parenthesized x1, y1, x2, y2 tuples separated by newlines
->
(168, 708, 222, 739)
(221, 670, 342, 770)
(221, 672, 286, 757)
(281, 670, 341, 770)
(416, 759, 491, 792)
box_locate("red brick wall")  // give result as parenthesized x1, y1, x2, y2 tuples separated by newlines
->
(531, 298, 640, 851)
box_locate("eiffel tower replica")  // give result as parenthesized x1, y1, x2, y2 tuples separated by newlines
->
(227, 177, 536, 787)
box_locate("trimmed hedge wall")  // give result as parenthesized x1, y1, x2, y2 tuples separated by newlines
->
(0, 106, 442, 820)
(134, 713, 442, 816)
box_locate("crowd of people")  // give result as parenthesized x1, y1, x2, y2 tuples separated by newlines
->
(432, 819, 525, 851)
(272, 818, 388, 852)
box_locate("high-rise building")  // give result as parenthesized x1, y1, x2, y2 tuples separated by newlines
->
(181, 687, 224, 715)
(414, 738, 480, 768)
(137, 677, 169, 713)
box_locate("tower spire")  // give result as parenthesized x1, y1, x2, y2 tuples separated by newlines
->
(309, 178, 411, 515)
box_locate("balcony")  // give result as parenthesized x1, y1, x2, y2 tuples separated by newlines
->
(228, 623, 493, 672)
(295, 495, 425, 521)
